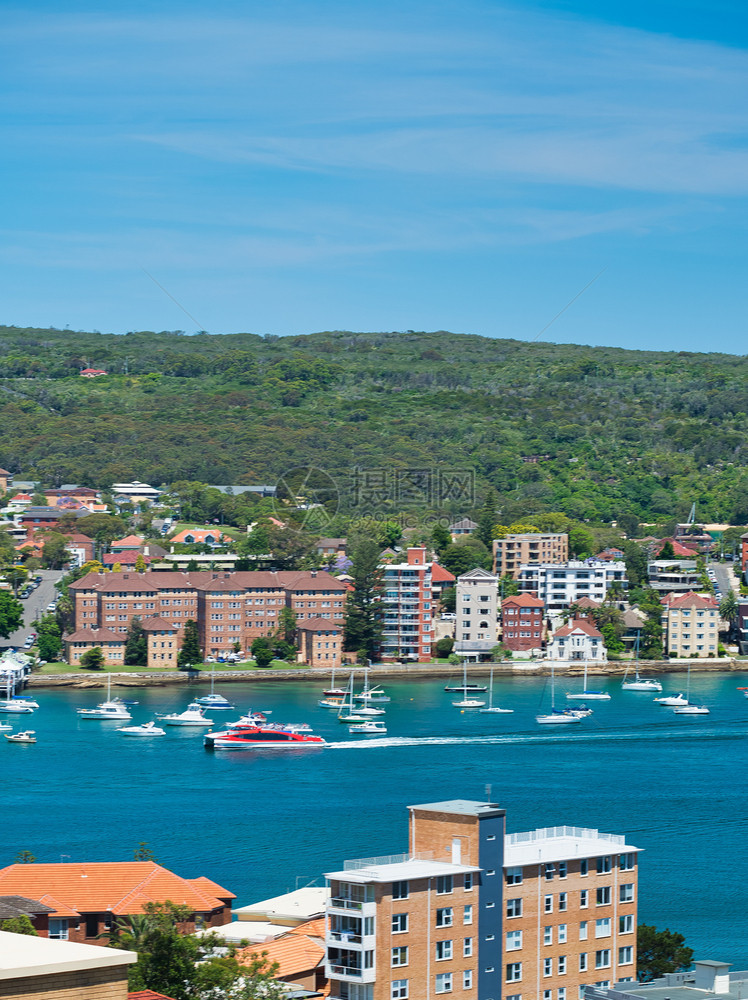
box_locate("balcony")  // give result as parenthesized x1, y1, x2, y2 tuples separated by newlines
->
(327, 963, 376, 984)
(327, 930, 363, 946)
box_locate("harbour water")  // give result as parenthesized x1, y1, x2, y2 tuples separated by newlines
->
(3, 669, 747, 965)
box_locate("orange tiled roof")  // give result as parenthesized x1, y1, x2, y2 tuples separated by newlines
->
(128, 992, 178, 1000)
(239, 932, 325, 978)
(431, 563, 456, 583)
(554, 618, 603, 638)
(289, 916, 326, 938)
(0, 862, 235, 917)
(502, 594, 544, 609)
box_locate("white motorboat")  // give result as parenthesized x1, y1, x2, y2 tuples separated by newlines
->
(117, 721, 167, 736)
(654, 693, 688, 707)
(319, 697, 345, 709)
(453, 661, 486, 707)
(158, 702, 214, 727)
(673, 704, 710, 715)
(8, 695, 39, 708)
(349, 720, 387, 734)
(621, 666, 662, 692)
(0, 701, 34, 714)
(537, 662, 582, 725)
(355, 685, 391, 704)
(5, 730, 36, 743)
(479, 668, 513, 714)
(0, 722, 13, 731)
(194, 667, 235, 710)
(77, 675, 132, 720)
(565, 660, 610, 701)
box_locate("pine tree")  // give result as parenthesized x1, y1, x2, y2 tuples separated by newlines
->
(344, 540, 384, 659)
(80, 647, 105, 670)
(178, 619, 202, 666)
(124, 617, 148, 666)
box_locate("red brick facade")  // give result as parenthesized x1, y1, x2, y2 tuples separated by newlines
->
(501, 593, 545, 651)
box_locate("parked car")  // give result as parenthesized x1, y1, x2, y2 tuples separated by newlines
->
(23, 636, 34, 648)
(46, 602, 57, 612)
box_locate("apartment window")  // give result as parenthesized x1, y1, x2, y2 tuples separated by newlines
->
(596, 887, 611, 906)
(392, 980, 409, 999)
(595, 919, 611, 938)
(558, 862, 567, 879)
(364, 916, 375, 936)
(620, 853, 635, 870)
(596, 856, 612, 874)
(506, 898, 523, 918)
(595, 950, 611, 969)
(619, 915, 634, 934)
(544, 863, 555, 880)
(437, 876, 453, 895)
(620, 883, 635, 903)
(464, 938, 473, 957)
(392, 947, 408, 968)
(436, 941, 453, 961)
(559, 892, 568, 912)
(392, 913, 408, 933)
(544, 895, 553, 913)
(436, 973, 453, 994)
(619, 946, 634, 965)
(544, 958, 553, 977)
(580, 859, 589, 877)
(580, 890, 588, 908)
(544, 926, 553, 946)
(558, 957, 567, 975)
(463, 906, 473, 925)
(506, 930, 523, 951)
(393, 881, 409, 900)
(506, 963, 522, 983)
(49, 918, 69, 940)
(463, 970, 473, 990)
(558, 989, 567, 1000)
(558, 924, 567, 944)
(506, 867, 523, 885)
(579, 922, 588, 941)
(436, 908, 454, 927)
(544, 992, 552, 1000)
(464, 872, 474, 891)
(506, 995, 522, 1000)
(579, 954, 588, 973)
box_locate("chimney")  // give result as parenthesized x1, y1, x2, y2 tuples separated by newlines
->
(123, 573, 129, 579)
(311, 570, 317, 578)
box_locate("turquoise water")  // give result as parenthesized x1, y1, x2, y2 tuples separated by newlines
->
(3, 671, 747, 965)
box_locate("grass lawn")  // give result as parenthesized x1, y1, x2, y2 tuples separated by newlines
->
(35, 658, 304, 675)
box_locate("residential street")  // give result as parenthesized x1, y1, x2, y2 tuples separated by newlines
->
(3, 569, 64, 651)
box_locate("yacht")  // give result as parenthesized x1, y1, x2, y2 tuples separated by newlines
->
(117, 721, 167, 736)
(621, 665, 662, 691)
(654, 693, 688, 707)
(0, 700, 35, 714)
(77, 676, 133, 720)
(349, 720, 387, 734)
(537, 662, 583, 725)
(194, 667, 235, 710)
(5, 730, 36, 743)
(158, 703, 214, 727)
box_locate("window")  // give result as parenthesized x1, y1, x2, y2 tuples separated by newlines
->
(579, 921, 588, 941)
(392, 913, 408, 933)
(559, 892, 568, 912)
(436, 941, 453, 961)
(619, 915, 634, 934)
(506, 963, 522, 983)
(580, 890, 588, 908)
(596, 856, 612, 874)
(392, 980, 409, 999)
(558, 862, 567, 879)
(596, 887, 611, 906)
(464, 873, 474, 891)
(506, 995, 522, 1000)
(392, 947, 408, 967)
(393, 881, 409, 900)
(579, 954, 588, 973)
(544, 863, 555, 880)
(619, 947, 634, 965)
(436, 973, 453, 994)
(620, 852, 635, 871)
(544, 992, 552, 1000)
(506, 867, 523, 885)
(507, 898, 523, 918)
(506, 930, 523, 951)
(437, 908, 454, 927)
(620, 883, 635, 903)
(85, 915, 98, 938)
(558, 957, 567, 975)
(437, 876, 453, 895)
(544, 895, 553, 913)
(595, 950, 611, 970)
(364, 916, 374, 936)
(558, 989, 567, 1000)
(463, 905, 473, 925)
(464, 938, 473, 957)
(580, 860, 589, 877)
(49, 918, 68, 940)
(595, 919, 611, 938)
(558, 924, 567, 944)
(544, 926, 553, 946)
(463, 970, 473, 990)
(544, 958, 553, 977)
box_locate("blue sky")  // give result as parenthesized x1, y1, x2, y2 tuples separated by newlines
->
(2, 0, 748, 352)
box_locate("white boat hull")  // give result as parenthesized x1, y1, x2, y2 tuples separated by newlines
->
(566, 692, 610, 701)
(536, 714, 582, 725)
(673, 705, 710, 715)
(118, 726, 167, 736)
(622, 680, 662, 692)
(453, 699, 486, 708)
(655, 695, 688, 707)
(479, 707, 514, 714)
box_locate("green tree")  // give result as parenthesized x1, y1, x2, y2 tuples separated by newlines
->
(719, 590, 738, 638)
(658, 539, 676, 559)
(35, 613, 62, 661)
(251, 636, 274, 668)
(133, 842, 157, 862)
(277, 606, 297, 644)
(3, 567, 28, 596)
(623, 540, 649, 588)
(135, 553, 148, 573)
(475, 490, 499, 548)
(637, 924, 693, 982)
(617, 512, 640, 538)
(79, 647, 105, 670)
(124, 616, 148, 666)
(0, 915, 38, 935)
(0, 591, 23, 638)
(344, 539, 384, 659)
(440, 538, 491, 576)
(41, 531, 69, 569)
(75, 513, 128, 548)
(178, 619, 202, 666)
(440, 586, 456, 612)
(14, 850, 36, 863)
(431, 524, 452, 555)
(435, 636, 454, 658)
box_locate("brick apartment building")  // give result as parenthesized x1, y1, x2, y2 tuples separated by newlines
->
(379, 548, 434, 662)
(493, 534, 569, 579)
(500, 593, 545, 652)
(660, 591, 719, 658)
(69, 569, 348, 661)
(324, 800, 640, 1000)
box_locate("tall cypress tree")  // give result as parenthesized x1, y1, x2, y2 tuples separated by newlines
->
(344, 540, 384, 659)
(124, 616, 148, 666)
(178, 619, 202, 666)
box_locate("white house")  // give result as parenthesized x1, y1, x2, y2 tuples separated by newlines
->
(547, 618, 608, 662)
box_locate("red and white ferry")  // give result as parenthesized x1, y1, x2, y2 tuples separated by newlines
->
(204, 723, 326, 750)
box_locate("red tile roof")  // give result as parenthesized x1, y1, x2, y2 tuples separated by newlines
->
(140, 616, 178, 632)
(502, 594, 544, 609)
(573, 596, 600, 609)
(431, 563, 456, 583)
(299, 617, 343, 633)
(661, 591, 717, 609)
(553, 618, 603, 638)
(239, 930, 325, 978)
(129, 992, 178, 1000)
(64, 627, 123, 642)
(112, 535, 145, 547)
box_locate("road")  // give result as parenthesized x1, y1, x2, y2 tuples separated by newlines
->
(709, 560, 739, 600)
(3, 569, 64, 651)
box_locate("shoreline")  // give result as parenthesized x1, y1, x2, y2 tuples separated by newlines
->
(26, 658, 748, 688)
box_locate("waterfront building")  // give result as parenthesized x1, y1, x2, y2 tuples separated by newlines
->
(587, 960, 741, 1000)
(454, 568, 499, 660)
(517, 562, 627, 612)
(660, 591, 719, 658)
(493, 534, 568, 579)
(324, 799, 640, 1000)
(379, 548, 434, 662)
(548, 619, 608, 662)
(298, 618, 344, 668)
(500, 593, 545, 654)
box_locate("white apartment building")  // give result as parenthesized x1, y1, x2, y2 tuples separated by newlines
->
(517, 561, 628, 612)
(379, 548, 434, 662)
(454, 567, 499, 659)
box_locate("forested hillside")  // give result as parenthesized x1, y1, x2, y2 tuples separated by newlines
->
(0, 324, 746, 524)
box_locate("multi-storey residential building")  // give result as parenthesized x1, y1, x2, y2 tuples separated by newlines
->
(298, 618, 344, 668)
(646, 560, 700, 595)
(501, 593, 545, 653)
(454, 568, 499, 659)
(493, 534, 568, 579)
(517, 562, 627, 612)
(548, 619, 608, 662)
(324, 800, 640, 1000)
(587, 958, 740, 1000)
(379, 548, 434, 662)
(738, 598, 748, 655)
(660, 591, 719, 658)
(68, 569, 348, 662)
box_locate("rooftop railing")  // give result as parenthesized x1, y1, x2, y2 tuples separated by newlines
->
(506, 826, 626, 846)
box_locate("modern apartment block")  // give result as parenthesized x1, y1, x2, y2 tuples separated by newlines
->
(660, 591, 719, 658)
(646, 560, 700, 595)
(454, 568, 499, 659)
(517, 562, 628, 612)
(500, 594, 545, 654)
(379, 548, 434, 662)
(324, 800, 640, 1000)
(493, 534, 568, 579)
